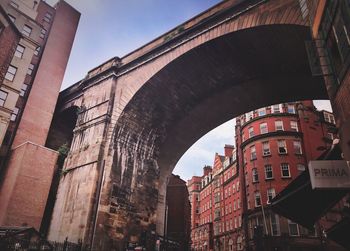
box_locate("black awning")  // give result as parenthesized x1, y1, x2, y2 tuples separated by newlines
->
(270, 170, 348, 229)
(327, 217, 350, 250)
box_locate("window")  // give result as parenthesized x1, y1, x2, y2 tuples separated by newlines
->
(20, 83, 28, 96)
(290, 121, 298, 131)
(287, 104, 296, 114)
(10, 107, 19, 121)
(258, 108, 266, 116)
(8, 14, 16, 23)
(10, 1, 19, 8)
(248, 127, 254, 138)
(262, 141, 271, 156)
(270, 214, 280, 236)
(34, 46, 40, 56)
(325, 1, 350, 77)
(14, 44, 25, 58)
(275, 120, 284, 131)
(297, 164, 306, 173)
(272, 104, 280, 113)
(299, 0, 309, 19)
(281, 163, 291, 178)
(27, 63, 34, 75)
(277, 140, 287, 154)
(250, 145, 257, 160)
(293, 141, 302, 154)
(246, 111, 254, 121)
(288, 220, 299, 236)
(0, 90, 8, 106)
(40, 28, 46, 39)
(267, 188, 275, 203)
(260, 122, 268, 134)
(324, 112, 335, 124)
(252, 168, 259, 183)
(43, 12, 53, 23)
(327, 133, 334, 140)
(5, 65, 17, 81)
(265, 164, 273, 179)
(255, 192, 261, 207)
(22, 25, 32, 37)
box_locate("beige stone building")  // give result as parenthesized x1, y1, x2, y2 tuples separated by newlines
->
(0, 0, 41, 148)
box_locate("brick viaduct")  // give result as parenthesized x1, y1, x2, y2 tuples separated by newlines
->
(45, 0, 328, 250)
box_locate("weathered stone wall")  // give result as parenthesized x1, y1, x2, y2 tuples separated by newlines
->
(48, 76, 117, 247)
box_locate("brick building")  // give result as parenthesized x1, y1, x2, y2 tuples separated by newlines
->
(0, 0, 79, 232)
(269, 2, 350, 249)
(304, 0, 350, 162)
(190, 145, 244, 251)
(188, 175, 203, 230)
(189, 101, 345, 251)
(166, 174, 191, 251)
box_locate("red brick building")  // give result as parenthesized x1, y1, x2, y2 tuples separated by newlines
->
(189, 101, 344, 251)
(236, 101, 343, 251)
(166, 174, 191, 251)
(188, 175, 203, 229)
(190, 145, 244, 251)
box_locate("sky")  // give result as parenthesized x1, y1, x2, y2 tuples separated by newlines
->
(46, 0, 332, 181)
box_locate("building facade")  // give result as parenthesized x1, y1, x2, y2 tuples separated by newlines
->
(0, 0, 79, 231)
(0, 5, 21, 145)
(189, 101, 344, 251)
(188, 175, 203, 230)
(166, 174, 191, 251)
(190, 145, 244, 251)
(236, 101, 342, 251)
(304, 0, 350, 162)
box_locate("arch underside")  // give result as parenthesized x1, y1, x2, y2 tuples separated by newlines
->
(116, 24, 327, 172)
(108, 24, 328, 241)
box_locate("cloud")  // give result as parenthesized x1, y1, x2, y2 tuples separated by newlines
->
(173, 119, 236, 180)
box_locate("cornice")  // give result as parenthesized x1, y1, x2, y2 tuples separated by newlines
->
(241, 131, 303, 148)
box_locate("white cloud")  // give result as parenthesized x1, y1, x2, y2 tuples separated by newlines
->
(173, 119, 235, 181)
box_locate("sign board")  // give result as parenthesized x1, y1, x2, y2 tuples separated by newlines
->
(308, 160, 350, 190)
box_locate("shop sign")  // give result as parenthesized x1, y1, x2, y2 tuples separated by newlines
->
(309, 160, 350, 189)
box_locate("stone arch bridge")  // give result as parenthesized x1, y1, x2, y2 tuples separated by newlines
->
(45, 0, 327, 250)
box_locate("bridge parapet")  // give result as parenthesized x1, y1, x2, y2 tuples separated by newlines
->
(120, 0, 258, 66)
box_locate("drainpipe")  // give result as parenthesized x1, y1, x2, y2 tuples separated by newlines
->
(90, 160, 105, 250)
